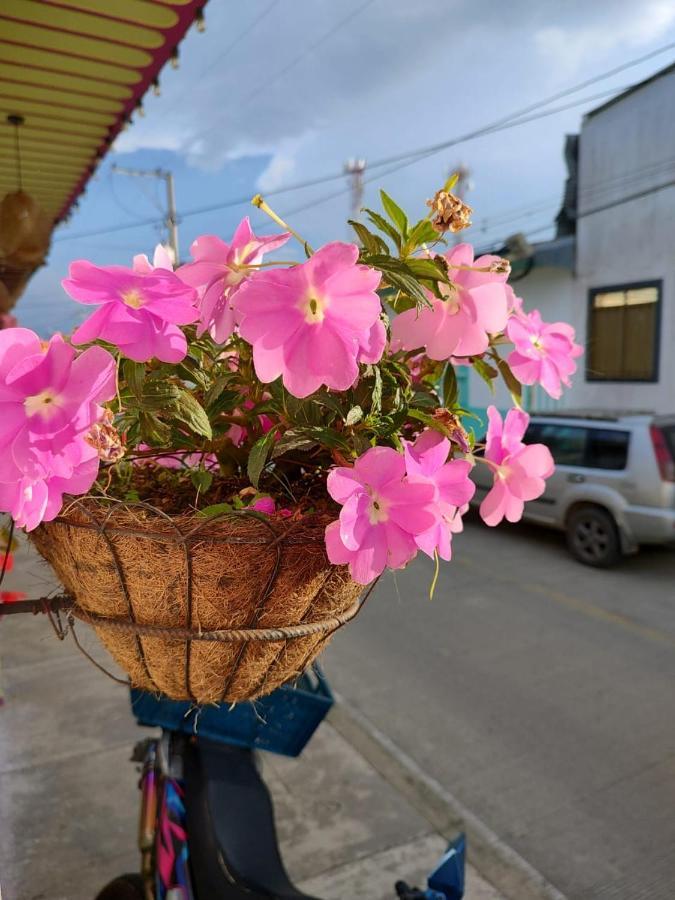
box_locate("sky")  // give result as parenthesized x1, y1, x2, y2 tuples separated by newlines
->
(15, 0, 675, 335)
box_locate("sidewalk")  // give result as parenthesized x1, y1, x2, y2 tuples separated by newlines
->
(0, 544, 502, 900)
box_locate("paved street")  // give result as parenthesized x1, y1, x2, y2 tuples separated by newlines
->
(324, 514, 675, 900)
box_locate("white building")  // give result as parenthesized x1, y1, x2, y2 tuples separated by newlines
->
(466, 62, 675, 419)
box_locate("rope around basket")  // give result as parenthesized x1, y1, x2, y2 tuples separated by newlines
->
(67, 595, 364, 642)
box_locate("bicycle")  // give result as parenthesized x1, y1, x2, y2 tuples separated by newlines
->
(93, 671, 466, 900)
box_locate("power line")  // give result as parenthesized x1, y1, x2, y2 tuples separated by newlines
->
(54, 83, 627, 245)
(189, 0, 378, 147)
(158, 0, 281, 119)
(53, 45, 675, 245)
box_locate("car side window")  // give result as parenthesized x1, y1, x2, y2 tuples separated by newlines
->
(526, 424, 586, 466)
(585, 429, 629, 470)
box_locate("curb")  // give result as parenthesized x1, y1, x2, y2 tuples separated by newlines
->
(328, 695, 567, 900)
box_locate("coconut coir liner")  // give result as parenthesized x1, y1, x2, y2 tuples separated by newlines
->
(30, 498, 363, 704)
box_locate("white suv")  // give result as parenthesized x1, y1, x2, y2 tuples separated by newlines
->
(471, 411, 675, 567)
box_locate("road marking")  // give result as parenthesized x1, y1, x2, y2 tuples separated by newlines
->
(456, 557, 675, 650)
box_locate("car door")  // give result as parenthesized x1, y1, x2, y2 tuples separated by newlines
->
(523, 422, 588, 524)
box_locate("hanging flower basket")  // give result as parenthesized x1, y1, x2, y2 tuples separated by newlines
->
(0, 179, 581, 705)
(30, 499, 364, 704)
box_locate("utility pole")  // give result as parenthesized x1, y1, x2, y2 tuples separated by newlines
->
(111, 165, 179, 264)
(344, 158, 366, 221)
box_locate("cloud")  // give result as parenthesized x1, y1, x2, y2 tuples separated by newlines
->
(534, 0, 675, 75)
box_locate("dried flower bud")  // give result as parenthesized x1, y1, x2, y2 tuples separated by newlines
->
(426, 190, 472, 234)
(489, 258, 511, 275)
(85, 410, 125, 462)
(432, 408, 470, 453)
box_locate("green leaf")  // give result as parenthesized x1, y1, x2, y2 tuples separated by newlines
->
(444, 172, 459, 192)
(408, 407, 449, 437)
(371, 367, 383, 417)
(407, 218, 439, 250)
(496, 357, 523, 407)
(442, 364, 458, 407)
(380, 190, 408, 236)
(191, 468, 213, 494)
(349, 220, 388, 255)
(404, 257, 450, 283)
(271, 430, 319, 459)
(345, 405, 364, 426)
(364, 209, 402, 250)
(122, 360, 145, 401)
(472, 358, 498, 394)
(198, 502, 234, 518)
(170, 388, 212, 439)
(139, 411, 171, 444)
(362, 255, 431, 307)
(247, 427, 278, 488)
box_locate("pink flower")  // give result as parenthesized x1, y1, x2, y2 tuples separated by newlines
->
(390, 243, 510, 359)
(132, 243, 174, 274)
(506, 309, 583, 400)
(177, 218, 290, 344)
(63, 261, 199, 363)
(226, 396, 275, 448)
(0, 329, 116, 467)
(249, 496, 292, 517)
(235, 242, 384, 399)
(324, 445, 438, 584)
(403, 429, 475, 560)
(0, 438, 100, 531)
(479, 406, 554, 527)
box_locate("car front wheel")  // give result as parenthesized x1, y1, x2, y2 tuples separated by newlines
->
(566, 505, 622, 568)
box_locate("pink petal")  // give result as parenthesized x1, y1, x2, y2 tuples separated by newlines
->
(305, 242, 359, 289)
(327, 467, 364, 504)
(383, 522, 418, 569)
(357, 318, 386, 364)
(353, 446, 406, 490)
(479, 478, 508, 527)
(325, 520, 354, 565)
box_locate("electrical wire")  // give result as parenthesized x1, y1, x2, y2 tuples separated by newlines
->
(158, 0, 281, 119)
(53, 48, 675, 245)
(188, 0, 378, 146)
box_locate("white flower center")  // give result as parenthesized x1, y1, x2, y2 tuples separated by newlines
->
(367, 490, 390, 524)
(300, 293, 328, 325)
(24, 389, 62, 420)
(530, 334, 544, 353)
(120, 288, 144, 309)
(440, 282, 461, 315)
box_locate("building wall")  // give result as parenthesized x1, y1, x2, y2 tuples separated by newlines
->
(466, 265, 578, 422)
(574, 69, 675, 414)
(466, 68, 675, 419)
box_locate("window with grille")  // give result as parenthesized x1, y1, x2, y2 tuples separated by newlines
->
(587, 281, 661, 382)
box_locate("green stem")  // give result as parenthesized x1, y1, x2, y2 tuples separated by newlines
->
(251, 194, 314, 253)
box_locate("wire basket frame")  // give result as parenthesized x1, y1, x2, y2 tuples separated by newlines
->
(29, 498, 369, 704)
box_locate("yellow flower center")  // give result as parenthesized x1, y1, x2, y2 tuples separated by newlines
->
(24, 389, 62, 419)
(120, 288, 144, 309)
(300, 293, 327, 325)
(530, 335, 544, 352)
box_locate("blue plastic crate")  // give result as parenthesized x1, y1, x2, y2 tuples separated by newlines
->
(130, 666, 333, 757)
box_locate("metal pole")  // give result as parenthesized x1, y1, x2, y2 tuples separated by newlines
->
(111, 164, 179, 264)
(164, 171, 179, 265)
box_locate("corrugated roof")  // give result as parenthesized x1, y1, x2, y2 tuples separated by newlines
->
(0, 0, 205, 225)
